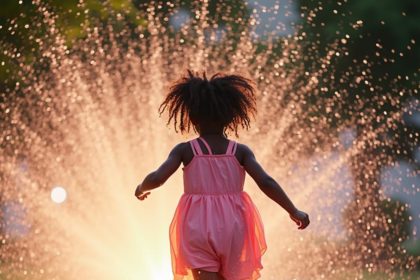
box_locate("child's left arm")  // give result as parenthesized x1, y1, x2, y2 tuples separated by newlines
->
(134, 143, 184, 200)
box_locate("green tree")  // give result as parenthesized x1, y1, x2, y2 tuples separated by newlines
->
(297, 0, 419, 269)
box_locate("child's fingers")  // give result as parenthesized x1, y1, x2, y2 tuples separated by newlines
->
(298, 217, 310, 229)
(137, 192, 151, 200)
(290, 213, 310, 230)
(290, 216, 304, 229)
(303, 215, 310, 228)
(290, 215, 300, 225)
(142, 192, 151, 199)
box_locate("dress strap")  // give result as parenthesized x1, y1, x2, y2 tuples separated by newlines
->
(198, 137, 213, 155)
(232, 141, 238, 154)
(226, 140, 237, 155)
(190, 139, 203, 155)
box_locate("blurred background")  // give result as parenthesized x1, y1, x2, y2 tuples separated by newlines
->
(0, 0, 419, 279)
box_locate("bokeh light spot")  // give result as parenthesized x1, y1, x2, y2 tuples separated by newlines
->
(50, 186, 67, 204)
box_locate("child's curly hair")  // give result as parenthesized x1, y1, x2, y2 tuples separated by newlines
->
(159, 70, 257, 136)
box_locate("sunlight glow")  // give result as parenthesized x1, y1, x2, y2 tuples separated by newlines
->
(50, 186, 67, 204)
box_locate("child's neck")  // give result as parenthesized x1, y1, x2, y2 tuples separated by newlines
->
(200, 132, 224, 137)
(200, 134, 225, 138)
(197, 122, 226, 137)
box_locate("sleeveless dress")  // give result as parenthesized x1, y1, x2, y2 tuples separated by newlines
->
(169, 137, 267, 280)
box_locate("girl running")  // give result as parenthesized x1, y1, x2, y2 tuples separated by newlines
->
(135, 70, 310, 280)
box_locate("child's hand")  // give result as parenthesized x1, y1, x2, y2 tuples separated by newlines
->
(135, 191, 151, 201)
(289, 209, 310, 230)
(134, 184, 151, 201)
(137, 191, 151, 200)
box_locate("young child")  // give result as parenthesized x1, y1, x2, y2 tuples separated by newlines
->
(135, 70, 310, 280)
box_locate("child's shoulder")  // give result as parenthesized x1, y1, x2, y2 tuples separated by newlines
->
(171, 141, 190, 152)
(234, 140, 251, 150)
(165, 142, 187, 157)
(234, 141, 253, 153)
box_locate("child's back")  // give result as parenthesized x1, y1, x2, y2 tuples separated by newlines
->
(134, 70, 309, 280)
(170, 137, 266, 279)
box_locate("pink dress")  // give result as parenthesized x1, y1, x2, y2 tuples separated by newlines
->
(169, 137, 267, 280)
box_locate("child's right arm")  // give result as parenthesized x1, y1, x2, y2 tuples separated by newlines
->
(241, 144, 310, 230)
